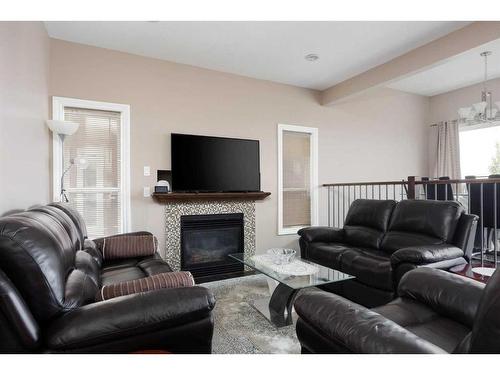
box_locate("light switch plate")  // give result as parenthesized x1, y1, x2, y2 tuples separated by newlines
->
(143, 166, 151, 176)
(143, 186, 151, 197)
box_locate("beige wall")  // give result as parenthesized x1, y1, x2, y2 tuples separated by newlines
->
(0, 22, 50, 215)
(49, 39, 430, 255)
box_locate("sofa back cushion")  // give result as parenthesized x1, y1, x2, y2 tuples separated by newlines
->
(29, 205, 82, 251)
(343, 199, 397, 249)
(0, 210, 93, 322)
(381, 200, 464, 253)
(48, 202, 88, 245)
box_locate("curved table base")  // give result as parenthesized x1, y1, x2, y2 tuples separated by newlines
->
(251, 282, 299, 327)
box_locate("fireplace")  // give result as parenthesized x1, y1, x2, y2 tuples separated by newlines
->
(180, 213, 244, 281)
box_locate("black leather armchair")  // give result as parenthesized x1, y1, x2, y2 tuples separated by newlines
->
(295, 267, 500, 354)
(0, 203, 215, 353)
(45, 287, 215, 353)
(298, 199, 477, 306)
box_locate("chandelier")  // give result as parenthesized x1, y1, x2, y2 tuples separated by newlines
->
(458, 51, 500, 124)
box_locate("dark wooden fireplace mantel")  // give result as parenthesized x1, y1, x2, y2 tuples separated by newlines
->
(152, 191, 271, 203)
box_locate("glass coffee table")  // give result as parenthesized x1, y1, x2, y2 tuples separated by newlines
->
(229, 253, 354, 327)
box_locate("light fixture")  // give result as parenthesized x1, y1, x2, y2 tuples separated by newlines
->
(305, 54, 319, 62)
(46, 120, 79, 139)
(457, 51, 500, 123)
(58, 157, 88, 202)
(46, 119, 80, 202)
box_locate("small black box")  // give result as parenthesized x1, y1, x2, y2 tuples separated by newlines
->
(154, 186, 170, 193)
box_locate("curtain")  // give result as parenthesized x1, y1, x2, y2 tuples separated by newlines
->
(433, 120, 461, 179)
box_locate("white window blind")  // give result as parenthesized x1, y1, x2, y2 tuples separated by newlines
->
(278, 124, 318, 235)
(63, 107, 122, 238)
(282, 130, 312, 228)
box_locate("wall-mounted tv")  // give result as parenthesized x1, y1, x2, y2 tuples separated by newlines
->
(171, 133, 261, 192)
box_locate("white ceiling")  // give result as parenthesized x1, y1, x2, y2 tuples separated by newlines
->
(387, 38, 500, 96)
(44, 21, 470, 90)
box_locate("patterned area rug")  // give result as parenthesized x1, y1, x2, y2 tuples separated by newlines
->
(202, 274, 302, 354)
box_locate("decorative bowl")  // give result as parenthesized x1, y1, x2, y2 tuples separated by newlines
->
(266, 248, 296, 265)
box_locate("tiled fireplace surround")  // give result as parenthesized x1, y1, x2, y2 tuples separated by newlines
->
(163, 200, 256, 271)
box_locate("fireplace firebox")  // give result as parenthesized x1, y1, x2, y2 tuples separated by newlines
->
(180, 213, 244, 281)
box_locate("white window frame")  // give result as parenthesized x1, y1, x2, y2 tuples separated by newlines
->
(277, 123, 319, 235)
(51, 96, 131, 233)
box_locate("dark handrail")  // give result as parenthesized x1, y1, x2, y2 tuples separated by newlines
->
(323, 176, 500, 200)
(323, 177, 500, 187)
(415, 178, 500, 185)
(323, 180, 406, 187)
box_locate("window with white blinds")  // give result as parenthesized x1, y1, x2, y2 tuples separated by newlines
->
(278, 124, 318, 235)
(52, 97, 130, 240)
(63, 107, 122, 238)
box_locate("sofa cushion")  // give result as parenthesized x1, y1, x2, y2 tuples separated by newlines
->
(65, 269, 99, 307)
(306, 243, 352, 269)
(344, 199, 397, 232)
(96, 272, 195, 301)
(344, 225, 384, 249)
(30, 205, 83, 251)
(101, 258, 140, 271)
(374, 298, 470, 353)
(380, 231, 444, 254)
(75, 251, 101, 288)
(100, 254, 172, 286)
(83, 239, 103, 267)
(385, 200, 464, 243)
(12, 211, 76, 271)
(48, 203, 88, 245)
(100, 266, 147, 287)
(340, 248, 393, 291)
(0, 213, 81, 322)
(102, 234, 157, 260)
(137, 256, 173, 276)
(343, 199, 396, 249)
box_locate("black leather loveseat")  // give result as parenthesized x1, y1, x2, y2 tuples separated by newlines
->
(0, 203, 215, 353)
(295, 267, 500, 353)
(298, 199, 477, 306)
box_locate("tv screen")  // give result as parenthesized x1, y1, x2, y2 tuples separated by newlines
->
(171, 133, 261, 192)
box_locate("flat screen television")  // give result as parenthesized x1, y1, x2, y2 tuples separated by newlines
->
(171, 133, 261, 192)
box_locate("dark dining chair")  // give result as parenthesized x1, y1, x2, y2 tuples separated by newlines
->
(422, 176, 454, 201)
(468, 175, 500, 262)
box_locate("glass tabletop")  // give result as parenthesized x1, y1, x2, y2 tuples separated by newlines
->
(229, 252, 354, 290)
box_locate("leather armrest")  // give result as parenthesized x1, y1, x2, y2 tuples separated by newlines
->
(391, 244, 464, 268)
(297, 226, 344, 243)
(294, 289, 446, 354)
(45, 286, 215, 351)
(397, 268, 484, 327)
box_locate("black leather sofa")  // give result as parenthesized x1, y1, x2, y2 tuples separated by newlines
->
(295, 267, 500, 353)
(298, 199, 477, 306)
(0, 203, 215, 353)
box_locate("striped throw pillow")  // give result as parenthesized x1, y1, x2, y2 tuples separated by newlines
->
(102, 234, 157, 260)
(96, 271, 195, 301)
